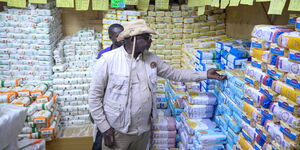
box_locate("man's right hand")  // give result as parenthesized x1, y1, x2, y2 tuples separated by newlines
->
(102, 128, 115, 148)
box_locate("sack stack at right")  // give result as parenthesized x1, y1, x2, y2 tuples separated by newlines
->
(235, 17, 300, 149)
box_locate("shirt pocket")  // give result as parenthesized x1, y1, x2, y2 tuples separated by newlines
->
(103, 101, 125, 129)
(110, 74, 129, 95)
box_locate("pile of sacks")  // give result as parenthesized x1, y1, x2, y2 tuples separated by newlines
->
(234, 24, 300, 149)
(141, 5, 225, 68)
(101, 9, 141, 48)
(151, 109, 177, 149)
(213, 70, 244, 150)
(52, 28, 100, 127)
(0, 2, 62, 84)
(0, 78, 59, 141)
(177, 89, 226, 149)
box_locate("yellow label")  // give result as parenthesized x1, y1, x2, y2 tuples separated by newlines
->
(56, 0, 74, 8)
(7, 0, 26, 7)
(92, 0, 109, 10)
(229, 0, 240, 6)
(29, 0, 47, 3)
(126, 0, 137, 5)
(198, 6, 205, 16)
(137, 0, 149, 10)
(240, 0, 253, 5)
(220, 0, 229, 9)
(155, 0, 169, 10)
(288, 0, 300, 11)
(286, 36, 300, 50)
(188, 0, 206, 6)
(186, 120, 197, 129)
(268, 0, 286, 15)
(243, 101, 256, 116)
(75, 0, 90, 10)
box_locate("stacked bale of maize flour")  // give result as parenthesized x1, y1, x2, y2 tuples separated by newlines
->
(151, 77, 177, 149)
(101, 9, 141, 49)
(212, 70, 244, 150)
(0, 78, 59, 141)
(0, 2, 62, 84)
(232, 24, 300, 149)
(177, 87, 227, 150)
(52, 28, 100, 127)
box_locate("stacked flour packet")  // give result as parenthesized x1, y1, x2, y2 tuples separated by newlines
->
(52, 28, 100, 127)
(0, 2, 62, 84)
(233, 24, 300, 149)
(0, 78, 59, 141)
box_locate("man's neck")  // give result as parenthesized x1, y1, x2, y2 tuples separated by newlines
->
(124, 44, 140, 59)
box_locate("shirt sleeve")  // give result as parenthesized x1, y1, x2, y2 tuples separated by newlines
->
(88, 58, 111, 133)
(156, 55, 207, 82)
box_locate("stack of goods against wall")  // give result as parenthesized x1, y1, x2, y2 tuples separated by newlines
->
(52, 28, 101, 127)
(231, 22, 300, 149)
(0, 78, 59, 141)
(141, 5, 226, 69)
(0, 1, 62, 85)
(101, 9, 141, 49)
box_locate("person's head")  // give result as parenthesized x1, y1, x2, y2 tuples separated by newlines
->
(108, 24, 124, 47)
(117, 19, 157, 56)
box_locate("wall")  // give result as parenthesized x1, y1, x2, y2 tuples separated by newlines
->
(226, 1, 299, 39)
(61, 8, 103, 36)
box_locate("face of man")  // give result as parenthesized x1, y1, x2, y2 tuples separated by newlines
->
(134, 33, 152, 54)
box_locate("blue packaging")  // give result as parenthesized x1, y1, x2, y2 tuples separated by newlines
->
(218, 116, 229, 131)
(230, 48, 249, 58)
(228, 120, 242, 133)
(215, 41, 224, 52)
(220, 103, 233, 116)
(255, 128, 267, 147)
(227, 127, 239, 144)
(270, 54, 278, 66)
(232, 113, 243, 125)
(221, 49, 229, 57)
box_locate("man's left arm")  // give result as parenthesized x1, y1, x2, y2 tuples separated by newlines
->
(156, 55, 226, 82)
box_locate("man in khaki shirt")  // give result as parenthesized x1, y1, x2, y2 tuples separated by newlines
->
(88, 20, 226, 150)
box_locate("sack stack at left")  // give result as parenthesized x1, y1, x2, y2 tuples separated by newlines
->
(0, 1, 62, 85)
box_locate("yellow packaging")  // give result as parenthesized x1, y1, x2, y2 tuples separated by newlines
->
(172, 64, 181, 68)
(216, 30, 226, 35)
(162, 50, 172, 56)
(103, 24, 110, 29)
(165, 28, 172, 33)
(184, 24, 193, 29)
(251, 38, 270, 50)
(172, 50, 181, 55)
(173, 39, 182, 45)
(243, 101, 261, 122)
(173, 28, 183, 34)
(183, 17, 194, 23)
(172, 17, 183, 23)
(104, 13, 117, 19)
(157, 29, 165, 34)
(165, 17, 172, 23)
(149, 24, 156, 28)
(173, 34, 183, 39)
(171, 11, 182, 17)
(182, 39, 192, 43)
(157, 55, 164, 59)
(167, 34, 174, 39)
(156, 17, 165, 22)
(102, 29, 109, 35)
(206, 21, 217, 26)
(210, 25, 216, 31)
(174, 23, 183, 28)
(156, 23, 166, 29)
(117, 15, 127, 21)
(165, 11, 172, 17)
(102, 35, 110, 41)
(183, 28, 193, 34)
(147, 11, 156, 16)
(147, 17, 156, 23)
(276, 95, 300, 117)
(215, 24, 226, 30)
(171, 59, 181, 64)
(238, 134, 255, 150)
(162, 39, 173, 45)
(272, 81, 300, 104)
(199, 26, 210, 32)
(156, 11, 165, 17)
(171, 45, 182, 50)
(160, 34, 168, 38)
(280, 122, 300, 144)
(164, 55, 173, 60)
(166, 24, 174, 28)
(278, 32, 300, 50)
(250, 48, 270, 63)
(267, 65, 287, 81)
(156, 44, 166, 50)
